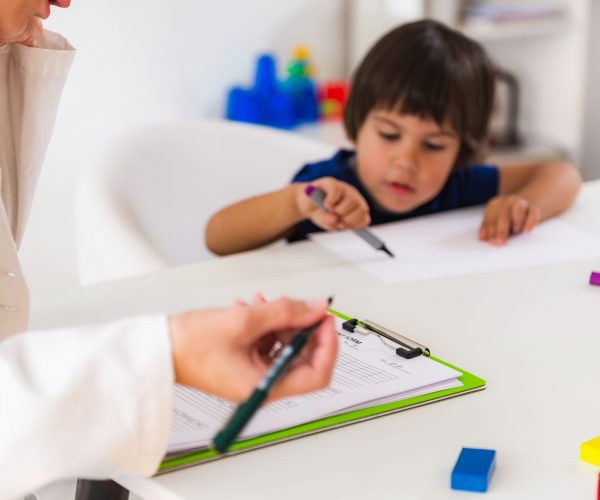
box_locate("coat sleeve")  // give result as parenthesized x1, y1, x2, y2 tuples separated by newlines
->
(0, 314, 175, 500)
(8, 30, 76, 245)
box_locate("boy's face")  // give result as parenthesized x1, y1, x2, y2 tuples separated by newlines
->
(354, 109, 461, 213)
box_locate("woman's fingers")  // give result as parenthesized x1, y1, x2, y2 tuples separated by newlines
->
(241, 297, 330, 344)
(268, 315, 338, 401)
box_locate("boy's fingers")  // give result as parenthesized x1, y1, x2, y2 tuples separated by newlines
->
(480, 209, 497, 241)
(343, 207, 370, 228)
(312, 211, 339, 231)
(334, 195, 359, 217)
(492, 210, 511, 244)
(315, 179, 343, 210)
(524, 206, 540, 232)
(480, 198, 502, 241)
(479, 223, 487, 240)
(511, 200, 528, 234)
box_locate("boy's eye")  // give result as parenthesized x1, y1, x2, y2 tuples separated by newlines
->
(424, 142, 446, 151)
(378, 131, 399, 142)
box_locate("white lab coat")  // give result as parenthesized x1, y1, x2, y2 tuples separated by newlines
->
(0, 32, 174, 500)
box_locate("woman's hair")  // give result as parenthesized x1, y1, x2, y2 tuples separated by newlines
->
(344, 19, 496, 168)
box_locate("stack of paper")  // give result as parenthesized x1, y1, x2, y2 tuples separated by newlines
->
(310, 208, 600, 283)
(167, 320, 461, 454)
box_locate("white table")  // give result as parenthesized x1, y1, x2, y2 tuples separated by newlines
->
(31, 181, 600, 499)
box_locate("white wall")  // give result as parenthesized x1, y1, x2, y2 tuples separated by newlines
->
(20, 0, 345, 295)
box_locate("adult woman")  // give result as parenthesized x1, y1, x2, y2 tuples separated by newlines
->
(0, 2, 338, 498)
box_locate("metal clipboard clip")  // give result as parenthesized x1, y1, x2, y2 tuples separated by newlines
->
(342, 318, 430, 359)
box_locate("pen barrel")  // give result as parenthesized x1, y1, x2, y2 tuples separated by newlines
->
(307, 186, 327, 208)
(213, 389, 267, 453)
(352, 227, 384, 249)
(306, 185, 388, 254)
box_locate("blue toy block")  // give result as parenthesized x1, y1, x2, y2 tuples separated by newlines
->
(226, 54, 295, 129)
(225, 53, 318, 129)
(451, 448, 496, 493)
(284, 75, 318, 123)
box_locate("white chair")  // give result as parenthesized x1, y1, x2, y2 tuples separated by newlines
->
(75, 119, 335, 285)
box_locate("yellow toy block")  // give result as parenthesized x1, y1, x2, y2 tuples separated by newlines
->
(580, 437, 600, 466)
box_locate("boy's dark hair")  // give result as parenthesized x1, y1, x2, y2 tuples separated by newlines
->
(344, 19, 496, 169)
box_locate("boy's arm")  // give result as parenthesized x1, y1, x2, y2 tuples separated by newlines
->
(205, 184, 306, 256)
(205, 177, 371, 256)
(498, 160, 582, 218)
(480, 161, 581, 244)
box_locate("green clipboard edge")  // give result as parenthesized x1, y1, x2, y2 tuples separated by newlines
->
(158, 308, 486, 474)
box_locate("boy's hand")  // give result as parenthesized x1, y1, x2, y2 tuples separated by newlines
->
(295, 177, 371, 231)
(479, 194, 541, 245)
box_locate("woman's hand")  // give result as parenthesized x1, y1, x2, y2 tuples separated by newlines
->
(479, 194, 541, 245)
(295, 177, 371, 231)
(168, 296, 338, 403)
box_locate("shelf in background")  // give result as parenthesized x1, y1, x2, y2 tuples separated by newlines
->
(459, 17, 571, 43)
(486, 141, 567, 165)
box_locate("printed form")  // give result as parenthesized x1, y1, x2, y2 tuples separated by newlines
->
(168, 320, 461, 453)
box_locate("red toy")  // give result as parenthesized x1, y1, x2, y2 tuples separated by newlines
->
(318, 81, 349, 121)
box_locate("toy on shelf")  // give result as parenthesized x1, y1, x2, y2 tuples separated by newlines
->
(226, 54, 295, 129)
(318, 81, 348, 121)
(284, 45, 319, 124)
(225, 46, 348, 130)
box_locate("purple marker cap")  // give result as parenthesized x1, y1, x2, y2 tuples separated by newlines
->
(590, 271, 600, 286)
(304, 184, 315, 197)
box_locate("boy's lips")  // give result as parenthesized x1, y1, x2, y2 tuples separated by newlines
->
(385, 181, 415, 195)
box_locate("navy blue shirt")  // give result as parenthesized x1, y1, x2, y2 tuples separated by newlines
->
(289, 149, 499, 242)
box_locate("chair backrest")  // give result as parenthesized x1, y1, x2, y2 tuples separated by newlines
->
(76, 119, 335, 284)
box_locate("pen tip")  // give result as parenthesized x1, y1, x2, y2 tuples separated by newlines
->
(382, 246, 395, 258)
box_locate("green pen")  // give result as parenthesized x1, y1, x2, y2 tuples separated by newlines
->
(213, 302, 331, 453)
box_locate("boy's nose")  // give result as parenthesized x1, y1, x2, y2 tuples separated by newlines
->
(391, 145, 418, 172)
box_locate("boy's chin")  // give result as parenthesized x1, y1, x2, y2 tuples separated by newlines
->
(374, 196, 419, 214)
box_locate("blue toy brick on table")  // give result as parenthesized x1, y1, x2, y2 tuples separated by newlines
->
(451, 448, 496, 493)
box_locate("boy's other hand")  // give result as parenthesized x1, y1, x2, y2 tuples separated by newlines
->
(479, 194, 541, 245)
(296, 177, 371, 231)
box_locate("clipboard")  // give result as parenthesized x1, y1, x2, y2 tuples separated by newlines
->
(158, 308, 486, 474)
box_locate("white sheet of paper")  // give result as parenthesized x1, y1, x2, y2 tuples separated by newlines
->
(167, 320, 461, 453)
(310, 207, 600, 283)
